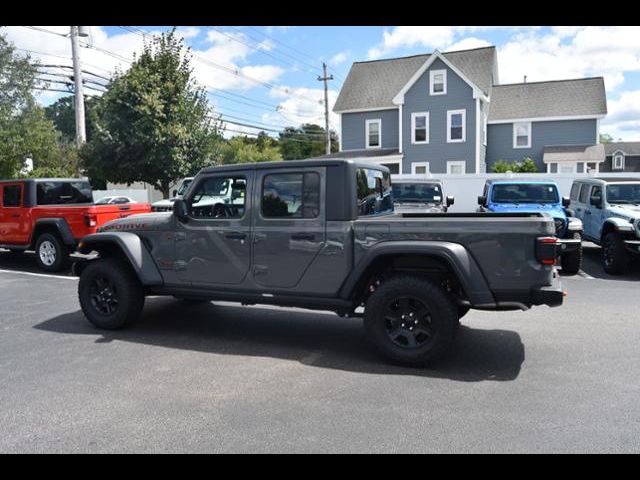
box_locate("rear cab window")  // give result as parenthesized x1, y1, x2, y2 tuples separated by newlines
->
(2, 184, 23, 207)
(36, 181, 93, 205)
(356, 168, 393, 216)
(578, 184, 590, 204)
(570, 183, 581, 202)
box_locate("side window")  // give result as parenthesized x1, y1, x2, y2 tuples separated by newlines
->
(190, 176, 246, 219)
(2, 185, 22, 207)
(570, 183, 581, 201)
(578, 184, 590, 204)
(262, 172, 320, 219)
(590, 186, 602, 205)
(356, 168, 393, 216)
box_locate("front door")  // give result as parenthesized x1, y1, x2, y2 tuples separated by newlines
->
(175, 173, 253, 286)
(585, 185, 605, 239)
(252, 167, 326, 289)
(0, 183, 28, 245)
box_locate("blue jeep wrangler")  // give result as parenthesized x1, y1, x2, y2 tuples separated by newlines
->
(478, 179, 584, 274)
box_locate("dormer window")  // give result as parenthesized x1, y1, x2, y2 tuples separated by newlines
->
(430, 69, 447, 95)
(613, 152, 625, 170)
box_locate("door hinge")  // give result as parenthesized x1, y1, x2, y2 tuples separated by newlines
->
(174, 261, 188, 271)
(253, 265, 268, 275)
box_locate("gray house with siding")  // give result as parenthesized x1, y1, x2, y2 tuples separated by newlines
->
(601, 142, 640, 172)
(330, 46, 607, 175)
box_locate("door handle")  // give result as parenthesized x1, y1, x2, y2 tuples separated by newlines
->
(291, 233, 315, 241)
(10, 214, 20, 218)
(225, 232, 247, 240)
(585, 210, 591, 215)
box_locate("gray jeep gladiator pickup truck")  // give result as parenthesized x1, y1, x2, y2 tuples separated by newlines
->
(74, 159, 570, 365)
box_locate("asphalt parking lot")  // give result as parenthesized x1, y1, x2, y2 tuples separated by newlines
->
(1, 246, 639, 453)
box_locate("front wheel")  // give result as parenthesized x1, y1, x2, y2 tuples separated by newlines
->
(35, 233, 70, 272)
(602, 233, 631, 275)
(363, 276, 458, 366)
(78, 259, 145, 330)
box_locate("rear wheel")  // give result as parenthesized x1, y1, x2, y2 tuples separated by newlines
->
(363, 276, 458, 366)
(561, 245, 582, 275)
(34, 233, 69, 272)
(602, 233, 631, 275)
(78, 259, 145, 330)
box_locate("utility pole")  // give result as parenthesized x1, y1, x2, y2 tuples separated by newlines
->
(70, 26, 89, 147)
(318, 63, 333, 155)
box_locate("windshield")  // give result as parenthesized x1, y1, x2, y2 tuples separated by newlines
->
(607, 184, 640, 204)
(491, 183, 559, 204)
(392, 182, 442, 203)
(95, 197, 112, 205)
(177, 179, 193, 196)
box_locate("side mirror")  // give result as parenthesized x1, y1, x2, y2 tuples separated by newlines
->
(591, 197, 603, 209)
(173, 199, 190, 222)
(173, 189, 178, 197)
(446, 196, 455, 207)
(562, 196, 570, 208)
(477, 195, 487, 206)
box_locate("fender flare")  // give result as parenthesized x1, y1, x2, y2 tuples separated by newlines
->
(77, 232, 163, 286)
(339, 241, 495, 306)
(601, 218, 635, 239)
(32, 218, 76, 246)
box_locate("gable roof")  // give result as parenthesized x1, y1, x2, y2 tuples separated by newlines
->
(488, 77, 607, 122)
(333, 46, 496, 113)
(604, 142, 640, 156)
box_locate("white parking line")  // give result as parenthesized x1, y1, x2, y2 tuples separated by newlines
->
(0, 269, 78, 281)
(578, 270, 595, 280)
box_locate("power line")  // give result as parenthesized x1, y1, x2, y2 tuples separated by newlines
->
(21, 25, 67, 38)
(40, 64, 111, 81)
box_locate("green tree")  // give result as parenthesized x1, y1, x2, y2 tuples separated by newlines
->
(45, 96, 101, 144)
(0, 33, 75, 178)
(599, 133, 614, 144)
(492, 157, 538, 173)
(81, 29, 222, 198)
(219, 135, 281, 164)
(278, 123, 338, 160)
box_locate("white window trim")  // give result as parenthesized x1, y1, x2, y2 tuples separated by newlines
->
(513, 122, 532, 149)
(447, 109, 466, 143)
(447, 160, 467, 175)
(613, 153, 625, 170)
(365, 119, 382, 149)
(411, 162, 430, 175)
(411, 112, 429, 144)
(429, 69, 447, 96)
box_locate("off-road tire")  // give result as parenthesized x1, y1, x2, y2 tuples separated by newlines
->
(78, 259, 145, 330)
(561, 245, 582, 276)
(363, 276, 459, 366)
(602, 232, 631, 275)
(34, 233, 70, 272)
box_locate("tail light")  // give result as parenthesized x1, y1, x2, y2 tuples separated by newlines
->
(536, 236, 559, 265)
(85, 213, 97, 228)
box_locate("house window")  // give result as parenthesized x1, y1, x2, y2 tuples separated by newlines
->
(411, 162, 430, 175)
(447, 109, 466, 143)
(411, 112, 429, 144)
(613, 153, 625, 170)
(429, 69, 447, 95)
(559, 163, 576, 174)
(366, 119, 381, 149)
(447, 161, 466, 175)
(513, 122, 532, 148)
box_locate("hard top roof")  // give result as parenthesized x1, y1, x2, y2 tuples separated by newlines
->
(200, 158, 388, 174)
(484, 178, 559, 185)
(576, 177, 640, 183)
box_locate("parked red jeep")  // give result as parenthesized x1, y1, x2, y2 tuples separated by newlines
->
(0, 178, 151, 272)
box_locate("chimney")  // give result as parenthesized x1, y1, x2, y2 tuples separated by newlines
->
(524, 75, 527, 83)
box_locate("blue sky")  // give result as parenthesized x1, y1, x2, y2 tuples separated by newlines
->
(4, 26, 640, 140)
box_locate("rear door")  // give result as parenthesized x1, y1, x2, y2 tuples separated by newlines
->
(252, 167, 326, 289)
(0, 183, 29, 245)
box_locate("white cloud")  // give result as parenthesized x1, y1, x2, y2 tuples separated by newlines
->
(263, 86, 340, 132)
(601, 89, 640, 141)
(445, 37, 491, 52)
(330, 51, 350, 65)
